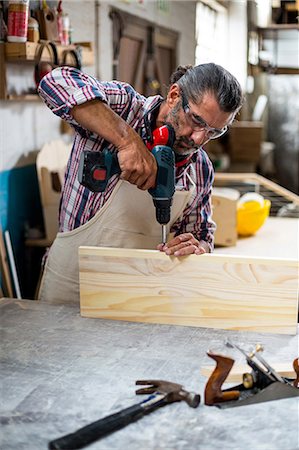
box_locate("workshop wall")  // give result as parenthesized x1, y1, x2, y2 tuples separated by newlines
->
(0, 0, 197, 298)
(97, 1, 196, 81)
(268, 75, 299, 194)
(1, 0, 196, 179)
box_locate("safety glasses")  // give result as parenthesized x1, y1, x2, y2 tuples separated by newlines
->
(181, 91, 228, 140)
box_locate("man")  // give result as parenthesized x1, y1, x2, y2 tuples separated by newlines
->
(37, 63, 243, 302)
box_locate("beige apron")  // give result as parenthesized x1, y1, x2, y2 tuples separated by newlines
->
(38, 175, 196, 303)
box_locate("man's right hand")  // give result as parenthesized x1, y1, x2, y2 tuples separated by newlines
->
(72, 100, 157, 191)
(117, 133, 157, 190)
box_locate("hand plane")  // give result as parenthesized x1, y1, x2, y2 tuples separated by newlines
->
(204, 342, 299, 408)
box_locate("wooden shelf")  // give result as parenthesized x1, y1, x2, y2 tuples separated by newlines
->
(5, 41, 94, 66)
(251, 64, 299, 75)
(253, 24, 299, 75)
(6, 94, 42, 101)
(258, 25, 298, 42)
(270, 67, 299, 75)
(0, 40, 94, 101)
(25, 237, 53, 247)
(258, 24, 299, 31)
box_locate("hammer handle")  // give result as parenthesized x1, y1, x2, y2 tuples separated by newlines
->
(49, 395, 165, 450)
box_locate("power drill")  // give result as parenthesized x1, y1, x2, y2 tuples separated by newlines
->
(78, 124, 175, 244)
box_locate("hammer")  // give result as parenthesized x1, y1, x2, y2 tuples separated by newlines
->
(49, 379, 200, 450)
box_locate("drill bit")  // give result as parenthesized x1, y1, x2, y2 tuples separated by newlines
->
(162, 225, 167, 245)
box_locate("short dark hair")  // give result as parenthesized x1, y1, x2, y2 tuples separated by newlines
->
(170, 63, 243, 114)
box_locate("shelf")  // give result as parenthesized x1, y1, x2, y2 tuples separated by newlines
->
(25, 237, 53, 247)
(254, 24, 299, 75)
(5, 41, 94, 66)
(0, 40, 94, 101)
(258, 25, 298, 40)
(258, 24, 299, 31)
(248, 63, 299, 76)
(5, 94, 42, 101)
(267, 67, 299, 75)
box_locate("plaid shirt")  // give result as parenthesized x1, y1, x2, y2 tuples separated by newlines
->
(38, 67, 215, 250)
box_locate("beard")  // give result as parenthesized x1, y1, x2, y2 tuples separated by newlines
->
(163, 102, 200, 156)
(173, 136, 199, 156)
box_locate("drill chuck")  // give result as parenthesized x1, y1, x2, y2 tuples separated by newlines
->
(152, 198, 173, 225)
(148, 145, 175, 227)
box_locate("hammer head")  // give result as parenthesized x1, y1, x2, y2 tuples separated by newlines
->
(135, 379, 200, 408)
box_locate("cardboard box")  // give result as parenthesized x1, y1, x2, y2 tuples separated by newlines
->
(229, 121, 263, 163)
(212, 188, 239, 247)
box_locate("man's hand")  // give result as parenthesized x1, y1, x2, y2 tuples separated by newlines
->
(72, 100, 157, 191)
(157, 233, 209, 256)
(117, 133, 157, 190)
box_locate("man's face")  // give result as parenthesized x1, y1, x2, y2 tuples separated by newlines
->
(164, 91, 234, 156)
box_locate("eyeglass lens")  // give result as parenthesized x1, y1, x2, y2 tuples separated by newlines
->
(181, 91, 227, 139)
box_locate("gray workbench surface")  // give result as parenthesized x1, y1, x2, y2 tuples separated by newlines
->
(1, 298, 298, 450)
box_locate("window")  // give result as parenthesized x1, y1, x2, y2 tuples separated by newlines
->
(195, 1, 228, 66)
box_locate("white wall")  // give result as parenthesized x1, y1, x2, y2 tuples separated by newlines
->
(1, 0, 196, 171)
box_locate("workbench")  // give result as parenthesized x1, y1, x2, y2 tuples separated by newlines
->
(214, 217, 298, 259)
(1, 298, 298, 449)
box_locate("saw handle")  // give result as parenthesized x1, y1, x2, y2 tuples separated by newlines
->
(49, 396, 165, 450)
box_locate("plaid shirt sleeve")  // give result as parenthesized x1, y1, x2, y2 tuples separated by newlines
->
(38, 67, 215, 248)
(171, 149, 216, 252)
(37, 67, 148, 232)
(38, 66, 143, 130)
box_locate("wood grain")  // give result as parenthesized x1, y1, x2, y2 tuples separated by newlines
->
(201, 362, 296, 383)
(79, 247, 299, 335)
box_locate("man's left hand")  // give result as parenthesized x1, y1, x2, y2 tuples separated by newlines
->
(157, 233, 209, 256)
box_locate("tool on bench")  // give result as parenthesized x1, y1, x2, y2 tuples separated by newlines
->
(226, 341, 293, 389)
(204, 342, 299, 408)
(48, 379, 200, 450)
(78, 124, 176, 245)
(204, 352, 240, 406)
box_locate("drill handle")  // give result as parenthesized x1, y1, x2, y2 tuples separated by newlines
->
(78, 149, 120, 193)
(148, 145, 175, 199)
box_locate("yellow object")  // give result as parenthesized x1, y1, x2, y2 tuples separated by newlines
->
(237, 198, 271, 236)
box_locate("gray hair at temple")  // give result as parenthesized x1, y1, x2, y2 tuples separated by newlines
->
(170, 63, 243, 114)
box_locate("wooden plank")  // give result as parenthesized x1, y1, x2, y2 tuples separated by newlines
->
(201, 362, 295, 384)
(0, 228, 13, 298)
(79, 247, 298, 335)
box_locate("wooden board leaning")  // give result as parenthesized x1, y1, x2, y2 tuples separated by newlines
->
(79, 247, 298, 335)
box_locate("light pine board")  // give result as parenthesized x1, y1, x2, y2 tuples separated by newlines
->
(79, 247, 299, 335)
(201, 362, 295, 383)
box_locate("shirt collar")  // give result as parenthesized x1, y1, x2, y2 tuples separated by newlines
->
(139, 95, 164, 142)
